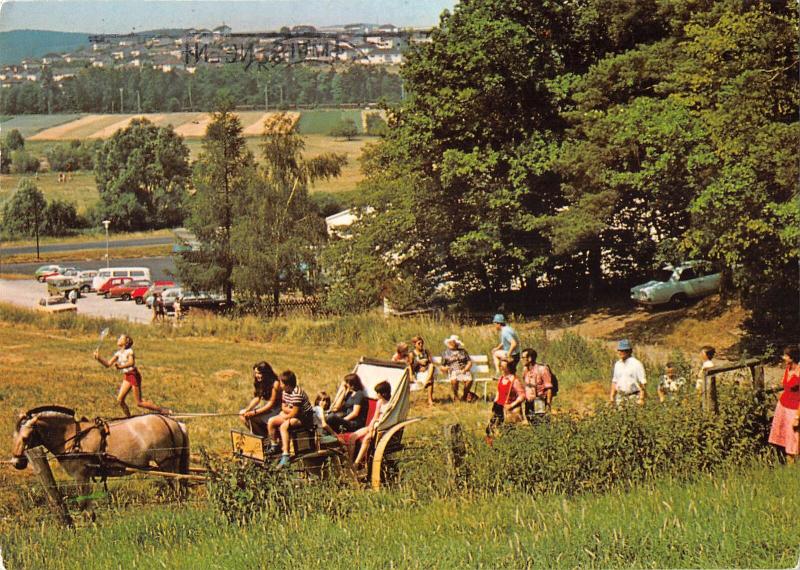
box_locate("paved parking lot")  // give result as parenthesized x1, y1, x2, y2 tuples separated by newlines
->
(0, 279, 154, 324)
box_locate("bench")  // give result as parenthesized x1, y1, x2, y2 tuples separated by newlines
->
(431, 354, 493, 400)
(336, 397, 378, 446)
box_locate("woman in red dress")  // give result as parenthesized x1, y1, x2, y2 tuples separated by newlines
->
(768, 345, 800, 462)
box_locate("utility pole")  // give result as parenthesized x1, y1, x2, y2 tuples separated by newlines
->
(119, 87, 124, 114)
(264, 84, 268, 111)
(279, 84, 283, 107)
(137, 90, 141, 113)
(188, 82, 193, 111)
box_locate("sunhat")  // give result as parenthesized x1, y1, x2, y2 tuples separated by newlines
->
(492, 313, 506, 324)
(444, 334, 463, 348)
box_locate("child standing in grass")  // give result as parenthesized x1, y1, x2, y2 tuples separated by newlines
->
(695, 346, 716, 395)
(657, 362, 686, 402)
(93, 334, 172, 417)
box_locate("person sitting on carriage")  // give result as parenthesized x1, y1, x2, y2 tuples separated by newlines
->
(351, 380, 392, 471)
(326, 373, 369, 433)
(239, 361, 281, 437)
(267, 370, 316, 467)
(312, 391, 337, 438)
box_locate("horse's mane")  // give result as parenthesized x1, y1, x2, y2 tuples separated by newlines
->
(25, 405, 75, 418)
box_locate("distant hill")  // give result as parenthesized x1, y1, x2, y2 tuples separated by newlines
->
(0, 30, 90, 66)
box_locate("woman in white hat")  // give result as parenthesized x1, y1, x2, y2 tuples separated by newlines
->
(439, 335, 474, 402)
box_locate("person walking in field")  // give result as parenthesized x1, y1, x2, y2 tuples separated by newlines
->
(93, 334, 172, 416)
(491, 314, 520, 374)
(768, 345, 800, 462)
(609, 339, 646, 406)
(486, 357, 525, 439)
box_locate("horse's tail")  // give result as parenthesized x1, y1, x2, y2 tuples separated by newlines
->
(177, 421, 190, 475)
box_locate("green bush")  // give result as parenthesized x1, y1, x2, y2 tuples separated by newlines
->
(44, 140, 100, 171)
(463, 387, 772, 497)
(365, 112, 388, 136)
(10, 149, 40, 173)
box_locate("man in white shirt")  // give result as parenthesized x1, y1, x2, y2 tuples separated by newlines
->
(609, 339, 646, 406)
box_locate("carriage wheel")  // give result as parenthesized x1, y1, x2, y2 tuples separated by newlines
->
(369, 418, 422, 490)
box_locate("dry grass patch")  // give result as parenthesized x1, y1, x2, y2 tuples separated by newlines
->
(0, 244, 171, 264)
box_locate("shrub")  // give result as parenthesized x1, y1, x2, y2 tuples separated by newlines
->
(10, 149, 40, 173)
(365, 112, 388, 136)
(463, 387, 772, 497)
(42, 199, 83, 235)
(44, 140, 99, 171)
(329, 118, 358, 140)
(201, 450, 360, 524)
(4, 128, 24, 150)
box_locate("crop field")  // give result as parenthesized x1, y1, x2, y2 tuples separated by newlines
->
(7, 110, 369, 141)
(0, 114, 81, 138)
(296, 109, 365, 135)
(0, 304, 792, 569)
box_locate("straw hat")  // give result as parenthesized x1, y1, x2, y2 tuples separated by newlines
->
(444, 334, 463, 348)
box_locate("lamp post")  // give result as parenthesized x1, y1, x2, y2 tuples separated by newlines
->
(102, 220, 110, 268)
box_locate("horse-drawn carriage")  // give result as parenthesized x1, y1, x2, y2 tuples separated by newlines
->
(231, 358, 420, 489)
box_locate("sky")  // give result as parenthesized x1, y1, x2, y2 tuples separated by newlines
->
(0, 0, 456, 33)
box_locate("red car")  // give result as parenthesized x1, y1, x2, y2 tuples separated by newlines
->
(98, 276, 133, 297)
(132, 280, 175, 305)
(108, 280, 152, 301)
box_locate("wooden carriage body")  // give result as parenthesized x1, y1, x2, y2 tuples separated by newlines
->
(231, 357, 419, 489)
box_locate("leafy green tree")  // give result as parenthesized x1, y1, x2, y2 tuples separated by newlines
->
(4, 129, 24, 151)
(2, 179, 46, 257)
(176, 108, 256, 304)
(232, 113, 346, 308)
(0, 142, 10, 174)
(42, 199, 82, 236)
(94, 118, 190, 231)
(329, 118, 358, 140)
(10, 150, 40, 174)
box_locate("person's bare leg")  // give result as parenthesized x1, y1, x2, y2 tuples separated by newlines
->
(132, 385, 172, 414)
(116, 382, 132, 417)
(462, 379, 474, 401)
(353, 431, 373, 467)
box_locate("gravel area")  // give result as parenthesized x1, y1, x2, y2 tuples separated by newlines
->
(0, 279, 153, 324)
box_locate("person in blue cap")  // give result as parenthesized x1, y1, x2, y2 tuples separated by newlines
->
(491, 313, 521, 374)
(609, 339, 646, 406)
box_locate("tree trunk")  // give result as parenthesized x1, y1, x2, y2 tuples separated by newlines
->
(587, 243, 602, 304)
(272, 281, 280, 315)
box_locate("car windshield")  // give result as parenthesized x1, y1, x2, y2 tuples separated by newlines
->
(658, 269, 676, 282)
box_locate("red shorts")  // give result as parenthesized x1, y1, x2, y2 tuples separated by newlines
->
(123, 369, 142, 388)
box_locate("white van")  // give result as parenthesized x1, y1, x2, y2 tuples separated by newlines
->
(92, 267, 152, 292)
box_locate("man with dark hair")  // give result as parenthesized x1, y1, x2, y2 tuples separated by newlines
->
(521, 348, 553, 421)
(267, 370, 315, 467)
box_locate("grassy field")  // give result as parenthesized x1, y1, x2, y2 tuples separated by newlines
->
(0, 171, 98, 215)
(4, 464, 797, 569)
(0, 305, 790, 568)
(0, 243, 172, 264)
(297, 109, 365, 135)
(0, 228, 174, 249)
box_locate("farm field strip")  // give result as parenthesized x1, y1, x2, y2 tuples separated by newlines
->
(0, 114, 81, 138)
(87, 114, 167, 139)
(28, 114, 118, 140)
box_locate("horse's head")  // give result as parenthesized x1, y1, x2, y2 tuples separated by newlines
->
(11, 406, 75, 470)
(11, 413, 40, 470)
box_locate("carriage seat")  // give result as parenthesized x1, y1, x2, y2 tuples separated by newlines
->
(336, 398, 378, 446)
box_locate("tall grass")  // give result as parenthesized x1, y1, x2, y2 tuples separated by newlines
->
(3, 463, 797, 569)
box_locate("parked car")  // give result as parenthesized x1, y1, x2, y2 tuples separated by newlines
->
(35, 265, 62, 282)
(46, 276, 81, 298)
(76, 270, 98, 293)
(136, 280, 176, 305)
(146, 287, 183, 310)
(36, 295, 77, 314)
(91, 267, 152, 292)
(179, 291, 228, 311)
(44, 267, 78, 283)
(630, 261, 722, 307)
(97, 276, 133, 297)
(108, 280, 152, 301)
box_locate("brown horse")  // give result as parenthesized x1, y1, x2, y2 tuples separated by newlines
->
(11, 405, 189, 506)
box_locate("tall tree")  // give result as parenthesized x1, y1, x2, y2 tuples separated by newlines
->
(231, 113, 346, 308)
(2, 179, 46, 258)
(94, 118, 190, 230)
(176, 108, 255, 304)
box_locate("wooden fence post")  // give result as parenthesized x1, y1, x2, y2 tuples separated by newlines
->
(443, 423, 467, 485)
(703, 371, 719, 415)
(25, 446, 73, 527)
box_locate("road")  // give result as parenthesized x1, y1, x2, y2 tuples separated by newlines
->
(0, 256, 177, 281)
(0, 279, 154, 324)
(0, 236, 174, 255)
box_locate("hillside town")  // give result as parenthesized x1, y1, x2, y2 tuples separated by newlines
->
(0, 23, 431, 87)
